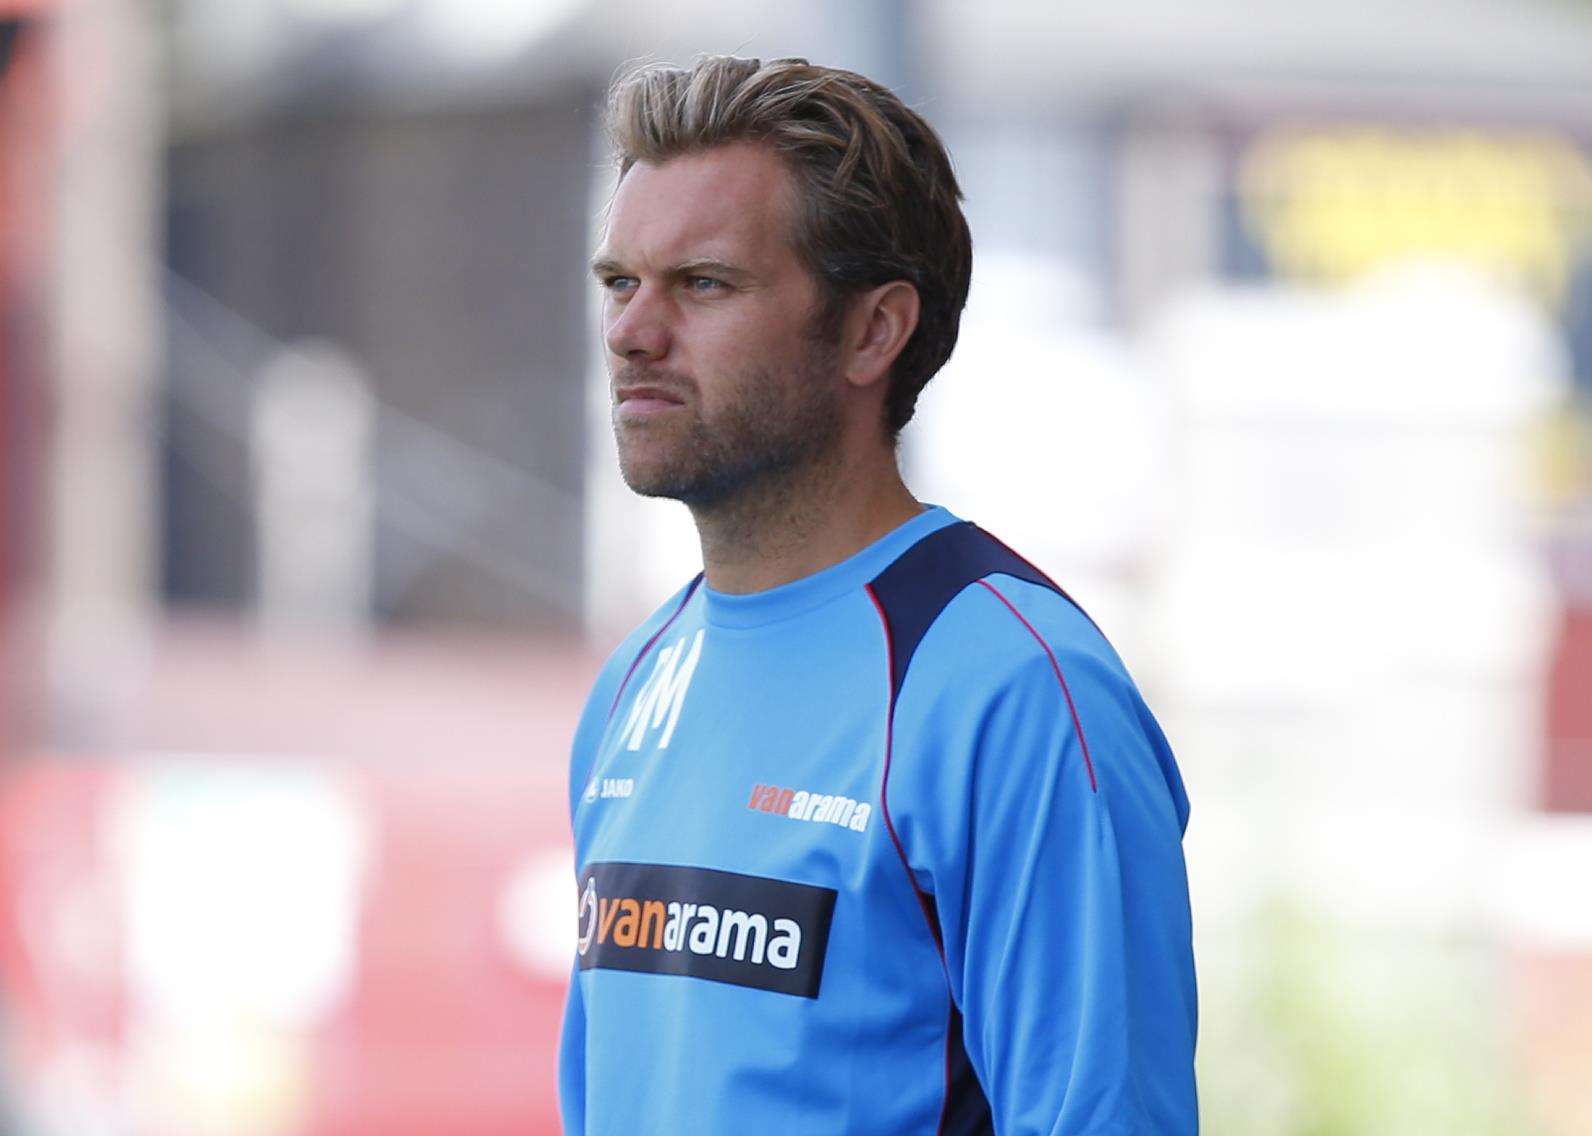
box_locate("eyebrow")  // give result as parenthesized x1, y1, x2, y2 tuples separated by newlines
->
(589, 255, 753, 283)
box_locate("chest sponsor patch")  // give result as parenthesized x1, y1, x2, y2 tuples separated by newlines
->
(576, 861, 836, 998)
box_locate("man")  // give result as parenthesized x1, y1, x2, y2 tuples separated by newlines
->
(560, 55, 1198, 1135)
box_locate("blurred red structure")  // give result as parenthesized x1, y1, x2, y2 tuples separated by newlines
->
(1545, 603, 1592, 811)
(0, 753, 570, 1135)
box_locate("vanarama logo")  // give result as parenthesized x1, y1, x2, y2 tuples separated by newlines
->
(747, 784, 872, 833)
(620, 629, 704, 751)
(576, 861, 836, 998)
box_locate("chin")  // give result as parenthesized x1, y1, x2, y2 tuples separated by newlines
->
(618, 458, 688, 501)
(621, 461, 730, 506)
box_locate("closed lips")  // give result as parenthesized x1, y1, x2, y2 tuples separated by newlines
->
(618, 387, 685, 403)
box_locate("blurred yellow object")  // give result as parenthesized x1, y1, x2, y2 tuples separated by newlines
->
(127, 1022, 310, 1136)
(1240, 127, 1592, 307)
(1529, 402, 1592, 507)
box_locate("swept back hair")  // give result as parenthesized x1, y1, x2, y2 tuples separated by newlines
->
(603, 54, 973, 439)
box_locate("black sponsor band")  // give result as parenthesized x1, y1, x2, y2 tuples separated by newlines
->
(576, 861, 836, 998)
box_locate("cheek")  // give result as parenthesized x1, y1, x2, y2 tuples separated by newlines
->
(710, 313, 801, 371)
(681, 301, 814, 395)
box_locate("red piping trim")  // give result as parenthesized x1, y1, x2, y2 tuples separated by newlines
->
(605, 575, 703, 723)
(974, 523, 1062, 591)
(974, 524, 1107, 640)
(865, 582, 955, 1136)
(976, 579, 1099, 794)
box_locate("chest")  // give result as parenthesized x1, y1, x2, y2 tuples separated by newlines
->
(574, 618, 891, 880)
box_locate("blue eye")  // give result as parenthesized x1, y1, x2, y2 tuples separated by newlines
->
(685, 275, 726, 293)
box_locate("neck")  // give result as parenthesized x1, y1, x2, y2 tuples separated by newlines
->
(690, 441, 924, 595)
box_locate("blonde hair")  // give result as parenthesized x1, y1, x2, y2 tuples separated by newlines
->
(603, 54, 972, 438)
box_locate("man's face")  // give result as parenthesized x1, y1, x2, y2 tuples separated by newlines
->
(592, 142, 844, 507)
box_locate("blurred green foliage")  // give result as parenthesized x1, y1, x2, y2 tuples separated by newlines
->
(1198, 894, 1549, 1135)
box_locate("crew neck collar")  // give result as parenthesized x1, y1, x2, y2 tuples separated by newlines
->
(699, 504, 959, 629)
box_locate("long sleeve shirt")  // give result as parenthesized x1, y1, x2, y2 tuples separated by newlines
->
(558, 503, 1198, 1134)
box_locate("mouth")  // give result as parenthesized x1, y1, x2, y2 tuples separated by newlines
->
(614, 383, 689, 421)
(616, 385, 686, 406)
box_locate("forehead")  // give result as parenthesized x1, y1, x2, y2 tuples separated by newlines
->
(601, 142, 802, 268)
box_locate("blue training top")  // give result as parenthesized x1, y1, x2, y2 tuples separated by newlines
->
(559, 503, 1198, 1135)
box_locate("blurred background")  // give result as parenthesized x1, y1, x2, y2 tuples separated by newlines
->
(2, 0, 1590, 1133)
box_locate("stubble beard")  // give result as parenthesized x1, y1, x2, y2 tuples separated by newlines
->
(612, 342, 845, 514)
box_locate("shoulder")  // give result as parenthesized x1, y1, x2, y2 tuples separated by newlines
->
(887, 558, 1154, 802)
(941, 573, 1129, 696)
(875, 518, 1192, 832)
(907, 571, 1135, 728)
(868, 518, 1130, 715)
(910, 573, 1189, 829)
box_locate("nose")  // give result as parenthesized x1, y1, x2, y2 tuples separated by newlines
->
(604, 283, 671, 362)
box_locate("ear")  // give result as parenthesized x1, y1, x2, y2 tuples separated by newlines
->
(841, 281, 920, 391)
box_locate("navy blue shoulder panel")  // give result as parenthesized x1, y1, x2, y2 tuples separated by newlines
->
(865, 521, 1094, 1136)
(866, 521, 1094, 710)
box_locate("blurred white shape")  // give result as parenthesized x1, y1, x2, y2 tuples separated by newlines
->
(1162, 259, 1564, 425)
(1486, 815, 1592, 949)
(956, 247, 1105, 330)
(1148, 261, 1565, 701)
(913, 251, 1166, 650)
(252, 340, 375, 638)
(415, 0, 588, 64)
(1290, 807, 1500, 933)
(499, 848, 579, 981)
(1148, 258, 1570, 937)
(112, 759, 369, 1028)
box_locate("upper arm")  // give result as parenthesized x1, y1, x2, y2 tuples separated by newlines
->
(888, 581, 1198, 1134)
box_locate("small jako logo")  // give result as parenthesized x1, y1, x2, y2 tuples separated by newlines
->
(584, 776, 634, 802)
